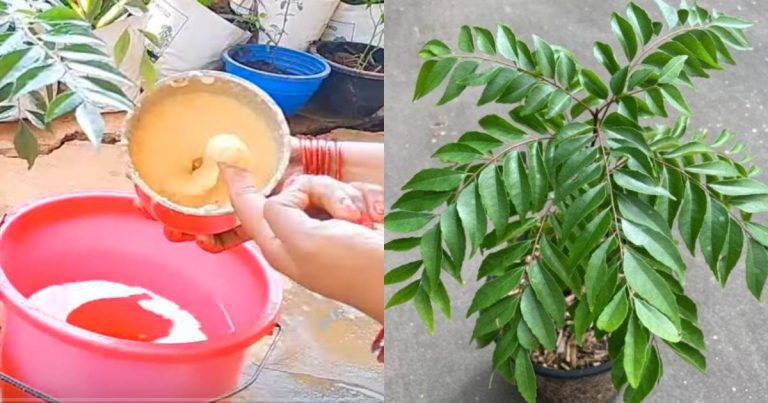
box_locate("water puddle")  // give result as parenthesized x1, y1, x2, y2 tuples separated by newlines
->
(239, 275, 384, 401)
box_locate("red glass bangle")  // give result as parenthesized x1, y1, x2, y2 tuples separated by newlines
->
(299, 136, 343, 180)
(372, 328, 383, 363)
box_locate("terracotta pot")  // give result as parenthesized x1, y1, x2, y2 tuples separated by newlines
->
(534, 361, 617, 403)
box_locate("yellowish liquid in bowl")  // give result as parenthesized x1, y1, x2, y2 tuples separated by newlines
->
(128, 82, 279, 208)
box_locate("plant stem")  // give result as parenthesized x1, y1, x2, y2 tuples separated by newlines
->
(594, 125, 625, 257)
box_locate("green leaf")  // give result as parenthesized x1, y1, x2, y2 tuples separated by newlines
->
(432, 280, 452, 319)
(75, 102, 105, 146)
(561, 185, 607, 238)
(623, 345, 662, 403)
(392, 190, 451, 212)
(633, 297, 681, 342)
(420, 225, 442, 290)
(660, 84, 691, 115)
(414, 58, 458, 101)
(567, 207, 610, 268)
(658, 55, 688, 84)
(654, 0, 678, 27)
(458, 25, 474, 53)
(59, 44, 112, 63)
(477, 241, 531, 279)
(478, 166, 510, 235)
(718, 219, 743, 286)
(432, 142, 483, 163)
(385, 280, 420, 308)
(517, 319, 537, 350)
(573, 300, 591, 346)
(384, 211, 433, 233)
(467, 267, 524, 316)
(36, 7, 88, 23)
(402, 168, 464, 192)
(492, 328, 519, 370)
(385, 261, 422, 285)
(13, 124, 38, 169)
(478, 68, 517, 105)
(496, 24, 517, 60)
(621, 219, 685, 282)
(623, 314, 650, 388)
(746, 239, 768, 301)
(585, 240, 617, 311)
(711, 15, 754, 29)
(473, 27, 496, 55)
(12, 64, 66, 98)
(529, 261, 565, 327)
(628, 67, 656, 89)
(747, 222, 768, 248)
(680, 319, 706, 351)
(479, 114, 525, 140)
(597, 287, 629, 332)
(482, 218, 537, 250)
(685, 160, 740, 177)
(458, 131, 502, 153)
(533, 35, 555, 78)
(74, 76, 133, 111)
(528, 144, 548, 211)
(496, 74, 537, 104)
(420, 39, 451, 58)
(678, 182, 706, 254)
(665, 142, 711, 158)
(613, 170, 675, 199)
(539, 237, 580, 291)
(414, 286, 435, 334)
(502, 151, 531, 218)
(610, 66, 629, 96)
(113, 28, 131, 67)
(555, 54, 576, 87)
(732, 195, 768, 214)
(438, 60, 479, 105)
(521, 83, 554, 116)
(627, 2, 654, 44)
(514, 350, 537, 403)
(545, 90, 570, 119)
(579, 69, 609, 99)
(520, 287, 556, 351)
(457, 183, 487, 255)
(709, 178, 768, 196)
(594, 42, 621, 74)
(611, 13, 638, 60)
(473, 296, 520, 340)
(440, 204, 466, 265)
(664, 340, 706, 372)
(44, 90, 82, 123)
(624, 248, 681, 326)
(700, 198, 729, 277)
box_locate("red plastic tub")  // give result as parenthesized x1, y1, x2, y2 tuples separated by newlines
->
(0, 192, 282, 401)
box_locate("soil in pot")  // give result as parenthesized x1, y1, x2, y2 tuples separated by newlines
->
(241, 59, 298, 75)
(323, 42, 384, 73)
(529, 325, 617, 403)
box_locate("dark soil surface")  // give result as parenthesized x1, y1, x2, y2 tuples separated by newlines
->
(325, 45, 384, 73)
(241, 59, 296, 75)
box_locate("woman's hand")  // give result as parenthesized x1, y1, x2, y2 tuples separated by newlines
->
(216, 168, 384, 322)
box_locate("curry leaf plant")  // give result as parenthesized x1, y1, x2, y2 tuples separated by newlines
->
(0, 1, 135, 168)
(385, 2, 764, 402)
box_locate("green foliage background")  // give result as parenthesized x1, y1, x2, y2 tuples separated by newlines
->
(385, 1, 765, 401)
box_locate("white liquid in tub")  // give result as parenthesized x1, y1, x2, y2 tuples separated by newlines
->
(28, 280, 207, 343)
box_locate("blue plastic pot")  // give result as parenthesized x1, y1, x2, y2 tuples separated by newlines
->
(222, 44, 330, 117)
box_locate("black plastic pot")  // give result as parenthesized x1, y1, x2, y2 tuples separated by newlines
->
(534, 361, 617, 403)
(302, 41, 384, 122)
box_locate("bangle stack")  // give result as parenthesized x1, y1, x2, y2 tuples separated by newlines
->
(298, 135, 343, 181)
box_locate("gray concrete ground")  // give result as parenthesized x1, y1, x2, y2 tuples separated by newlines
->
(385, 0, 768, 401)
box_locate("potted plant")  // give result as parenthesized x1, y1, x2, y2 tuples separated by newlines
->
(0, 1, 135, 169)
(220, 0, 331, 117)
(385, 1, 764, 402)
(303, 0, 383, 121)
